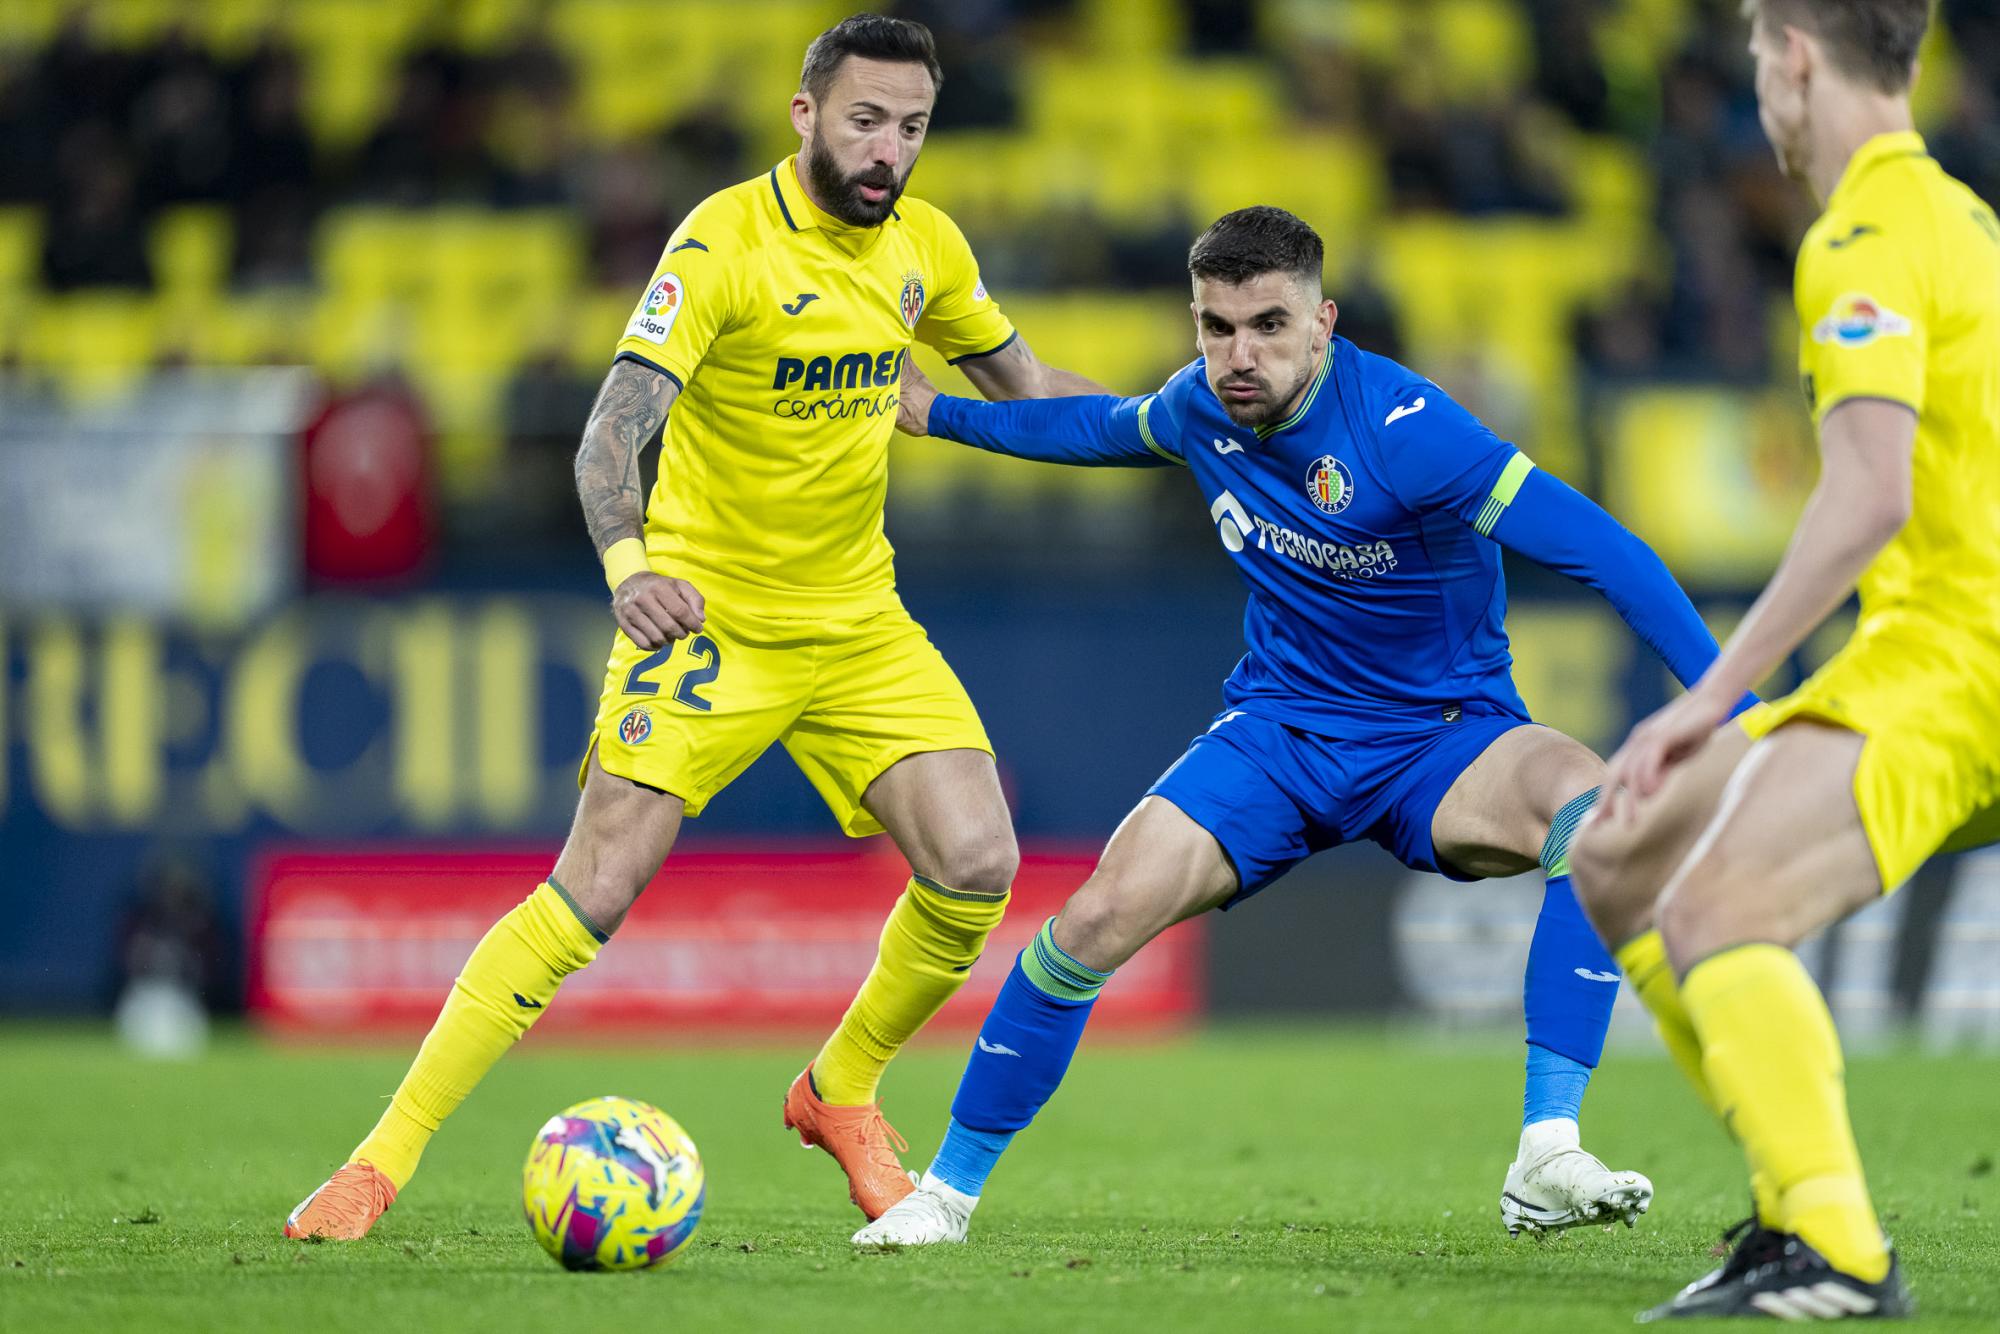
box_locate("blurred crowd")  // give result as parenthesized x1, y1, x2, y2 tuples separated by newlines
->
(5, 0, 2000, 553)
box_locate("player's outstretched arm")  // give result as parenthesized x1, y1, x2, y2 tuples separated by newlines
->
(1486, 467, 1744, 698)
(573, 358, 706, 650)
(897, 357, 1179, 469)
(954, 334, 1108, 400)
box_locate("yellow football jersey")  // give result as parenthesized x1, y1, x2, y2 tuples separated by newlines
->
(613, 155, 1015, 616)
(1795, 131, 2000, 636)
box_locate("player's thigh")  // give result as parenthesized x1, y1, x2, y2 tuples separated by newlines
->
(552, 748, 686, 934)
(862, 748, 1018, 896)
(1718, 630, 2000, 900)
(1146, 712, 1333, 906)
(1657, 721, 1882, 972)
(1052, 795, 1239, 973)
(1427, 723, 1605, 879)
(781, 607, 994, 839)
(1567, 719, 1750, 948)
(587, 619, 803, 820)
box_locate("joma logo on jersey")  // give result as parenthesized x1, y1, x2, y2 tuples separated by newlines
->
(772, 348, 907, 392)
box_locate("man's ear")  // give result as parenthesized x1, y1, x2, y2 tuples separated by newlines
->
(789, 94, 813, 140)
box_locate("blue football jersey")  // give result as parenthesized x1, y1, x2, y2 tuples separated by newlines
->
(1135, 337, 1533, 737)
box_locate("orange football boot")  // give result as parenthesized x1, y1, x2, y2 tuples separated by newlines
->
(782, 1064, 916, 1220)
(283, 1161, 398, 1240)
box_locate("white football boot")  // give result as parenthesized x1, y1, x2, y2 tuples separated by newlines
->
(851, 1172, 978, 1245)
(1501, 1118, 1653, 1236)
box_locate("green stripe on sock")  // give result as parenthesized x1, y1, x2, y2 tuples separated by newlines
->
(1021, 919, 1111, 1003)
(912, 872, 1009, 903)
(1539, 787, 1602, 879)
(543, 876, 609, 943)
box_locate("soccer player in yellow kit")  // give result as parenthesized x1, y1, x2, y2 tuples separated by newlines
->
(1569, 0, 2000, 1319)
(284, 15, 1105, 1240)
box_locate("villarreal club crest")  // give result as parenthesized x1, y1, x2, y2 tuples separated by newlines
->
(618, 707, 652, 746)
(899, 271, 926, 328)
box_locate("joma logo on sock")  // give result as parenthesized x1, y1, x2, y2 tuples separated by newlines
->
(976, 1036, 1020, 1057)
(513, 993, 544, 1009)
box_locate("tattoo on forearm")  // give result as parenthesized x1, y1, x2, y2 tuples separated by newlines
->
(574, 360, 676, 556)
(961, 336, 1106, 400)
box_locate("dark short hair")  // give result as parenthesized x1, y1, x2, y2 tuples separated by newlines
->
(1187, 206, 1325, 288)
(1745, 0, 1930, 93)
(800, 13, 943, 102)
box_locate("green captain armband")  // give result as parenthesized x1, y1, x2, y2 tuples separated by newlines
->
(1472, 453, 1536, 537)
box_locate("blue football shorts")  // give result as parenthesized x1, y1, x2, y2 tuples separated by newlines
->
(1146, 704, 1533, 905)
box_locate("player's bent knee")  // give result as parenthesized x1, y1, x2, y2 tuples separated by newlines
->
(1567, 817, 1654, 946)
(1566, 816, 1630, 904)
(931, 829, 1020, 899)
(1051, 876, 1154, 973)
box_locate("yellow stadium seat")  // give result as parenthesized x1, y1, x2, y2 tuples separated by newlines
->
(1184, 131, 1385, 278)
(566, 290, 639, 374)
(1433, 0, 1532, 101)
(283, 0, 433, 148)
(177, 294, 300, 367)
(448, 0, 544, 53)
(551, 0, 734, 139)
(1077, 0, 1179, 56)
(184, 0, 285, 58)
(74, 0, 179, 47)
(0, 0, 64, 47)
(149, 207, 233, 298)
(0, 208, 44, 299)
(26, 291, 162, 401)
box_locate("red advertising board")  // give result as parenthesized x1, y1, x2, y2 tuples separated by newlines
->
(248, 844, 1205, 1038)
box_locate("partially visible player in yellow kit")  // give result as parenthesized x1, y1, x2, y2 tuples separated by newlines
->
(283, 14, 1107, 1241)
(1567, 0, 2000, 1320)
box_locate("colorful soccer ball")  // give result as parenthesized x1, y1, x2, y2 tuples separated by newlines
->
(521, 1095, 705, 1271)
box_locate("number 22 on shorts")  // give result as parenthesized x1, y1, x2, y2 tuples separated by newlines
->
(623, 635, 722, 711)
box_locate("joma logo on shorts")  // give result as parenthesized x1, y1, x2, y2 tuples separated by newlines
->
(772, 349, 906, 392)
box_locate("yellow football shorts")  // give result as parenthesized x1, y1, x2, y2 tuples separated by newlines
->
(1739, 618, 2000, 892)
(583, 601, 991, 836)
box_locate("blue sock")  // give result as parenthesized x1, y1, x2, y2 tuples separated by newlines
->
(930, 1118, 1014, 1196)
(1521, 788, 1617, 1129)
(930, 918, 1111, 1198)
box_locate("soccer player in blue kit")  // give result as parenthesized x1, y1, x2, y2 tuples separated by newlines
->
(856, 207, 1753, 1247)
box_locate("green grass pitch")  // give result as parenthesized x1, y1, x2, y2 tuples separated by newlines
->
(2, 1026, 1995, 1332)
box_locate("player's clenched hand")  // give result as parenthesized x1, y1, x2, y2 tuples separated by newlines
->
(896, 358, 938, 437)
(613, 571, 705, 649)
(1600, 685, 1733, 821)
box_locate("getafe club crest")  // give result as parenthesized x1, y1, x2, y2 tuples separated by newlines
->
(619, 707, 653, 745)
(1306, 455, 1355, 515)
(899, 271, 926, 327)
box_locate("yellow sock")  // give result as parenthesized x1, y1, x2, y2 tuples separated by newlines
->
(351, 880, 605, 1188)
(812, 874, 1009, 1105)
(1682, 944, 1888, 1282)
(1615, 930, 1784, 1226)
